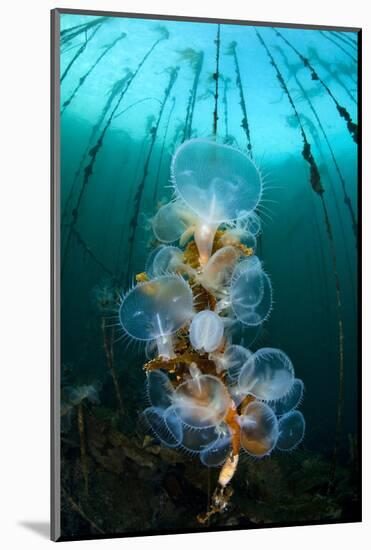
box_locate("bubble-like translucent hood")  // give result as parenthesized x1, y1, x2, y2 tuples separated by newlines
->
(119, 275, 193, 341)
(172, 139, 262, 224)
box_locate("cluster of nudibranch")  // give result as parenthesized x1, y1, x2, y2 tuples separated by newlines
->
(119, 139, 305, 520)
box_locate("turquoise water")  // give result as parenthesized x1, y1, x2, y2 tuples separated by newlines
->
(59, 12, 359, 538)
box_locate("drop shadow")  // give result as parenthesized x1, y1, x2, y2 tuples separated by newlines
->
(18, 521, 50, 539)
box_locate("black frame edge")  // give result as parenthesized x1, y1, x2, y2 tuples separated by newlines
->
(54, 6, 361, 32)
(356, 27, 362, 522)
(51, 7, 61, 543)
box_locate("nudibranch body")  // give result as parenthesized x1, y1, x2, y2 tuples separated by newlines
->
(198, 245, 240, 295)
(119, 139, 305, 519)
(171, 139, 263, 265)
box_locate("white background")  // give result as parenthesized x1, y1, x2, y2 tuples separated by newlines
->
(0, 0, 368, 548)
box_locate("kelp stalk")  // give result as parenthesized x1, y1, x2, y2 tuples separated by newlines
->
(306, 44, 356, 105)
(62, 28, 169, 276)
(274, 28, 358, 143)
(212, 25, 221, 136)
(115, 131, 149, 281)
(60, 16, 107, 48)
(321, 199, 345, 494)
(256, 28, 345, 490)
(61, 32, 127, 115)
(221, 76, 231, 143)
(227, 41, 253, 155)
(114, 96, 161, 121)
(61, 24, 102, 83)
(320, 31, 357, 63)
(102, 317, 125, 417)
(77, 403, 89, 495)
(333, 30, 357, 49)
(179, 49, 204, 141)
(153, 96, 176, 202)
(71, 227, 115, 278)
(187, 52, 204, 140)
(275, 44, 357, 239)
(62, 71, 133, 223)
(125, 66, 179, 283)
(255, 30, 323, 194)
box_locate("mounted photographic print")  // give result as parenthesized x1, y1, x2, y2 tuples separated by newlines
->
(51, 8, 361, 541)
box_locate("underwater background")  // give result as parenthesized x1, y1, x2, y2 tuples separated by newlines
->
(58, 11, 359, 539)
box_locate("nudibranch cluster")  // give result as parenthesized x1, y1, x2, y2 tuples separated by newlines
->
(119, 139, 305, 520)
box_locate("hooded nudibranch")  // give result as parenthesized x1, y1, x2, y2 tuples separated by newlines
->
(119, 274, 193, 358)
(198, 246, 240, 295)
(270, 378, 304, 416)
(119, 138, 305, 521)
(220, 216, 260, 251)
(239, 401, 279, 457)
(152, 200, 195, 244)
(238, 348, 295, 401)
(171, 139, 263, 264)
(229, 258, 273, 326)
(172, 373, 231, 429)
(276, 410, 306, 451)
(211, 344, 252, 380)
(189, 310, 224, 353)
(146, 245, 190, 277)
